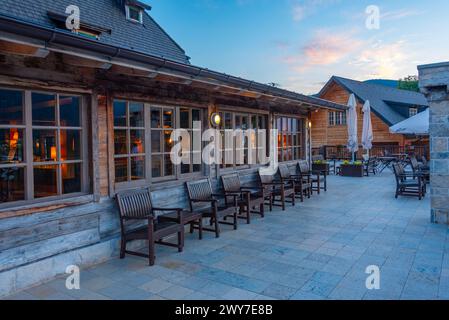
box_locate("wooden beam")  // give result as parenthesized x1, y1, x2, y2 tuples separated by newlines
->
(0, 40, 49, 58)
(63, 54, 112, 69)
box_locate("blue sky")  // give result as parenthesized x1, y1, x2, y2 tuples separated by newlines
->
(147, 0, 449, 94)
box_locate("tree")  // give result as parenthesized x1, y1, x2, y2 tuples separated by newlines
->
(398, 75, 419, 92)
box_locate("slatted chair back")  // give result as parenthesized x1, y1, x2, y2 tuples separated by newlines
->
(410, 156, 420, 172)
(258, 170, 274, 185)
(221, 174, 242, 193)
(116, 188, 154, 220)
(298, 160, 310, 175)
(278, 164, 291, 180)
(421, 156, 428, 166)
(392, 163, 404, 184)
(186, 179, 214, 211)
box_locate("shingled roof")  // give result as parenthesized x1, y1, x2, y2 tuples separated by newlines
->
(0, 0, 190, 64)
(319, 76, 429, 126)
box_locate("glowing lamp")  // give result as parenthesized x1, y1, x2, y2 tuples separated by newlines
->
(210, 113, 221, 127)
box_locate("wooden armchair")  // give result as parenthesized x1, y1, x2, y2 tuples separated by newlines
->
(221, 173, 265, 224)
(298, 160, 327, 193)
(410, 156, 430, 182)
(393, 163, 426, 200)
(364, 157, 378, 177)
(258, 169, 295, 211)
(278, 163, 311, 202)
(116, 188, 184, 266)
(186, 179, 238, 238)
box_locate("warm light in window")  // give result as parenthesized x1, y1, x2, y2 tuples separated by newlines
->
(50, 146, 57, 161)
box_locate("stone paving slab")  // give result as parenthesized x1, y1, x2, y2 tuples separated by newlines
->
(3, 172, 448, 300)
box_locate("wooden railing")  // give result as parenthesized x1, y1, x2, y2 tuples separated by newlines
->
(312, 145, 429, 160)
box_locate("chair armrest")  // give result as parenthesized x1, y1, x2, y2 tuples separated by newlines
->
(241, 186, 263, 191)
(261, 182, 284, 186)
(190, 198, 217, 204)
(224, 190, 249, 196)
(122, 215, 155, 223)
(153, 207, 183, 213)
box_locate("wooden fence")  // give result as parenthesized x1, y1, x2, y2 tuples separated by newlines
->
(312, 145, 429, 160)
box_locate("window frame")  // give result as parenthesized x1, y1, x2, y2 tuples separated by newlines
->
(0, 87, 89, 210)
(125, 5, 143, 24)
(409, 107, 418, 118)
(113, 101, 205, 190)
(217, 109, 269, 172)
(275, 115, 306, 162)
(328, 111, 335, 126)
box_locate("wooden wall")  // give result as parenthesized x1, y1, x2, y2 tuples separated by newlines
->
(311, 81, 406, 148)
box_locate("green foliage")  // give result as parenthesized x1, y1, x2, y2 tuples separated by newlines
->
(398, 75, 419, 92)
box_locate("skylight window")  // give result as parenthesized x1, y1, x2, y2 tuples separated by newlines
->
(126, 5, 143, 24)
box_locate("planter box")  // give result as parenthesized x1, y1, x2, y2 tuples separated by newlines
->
(340, 165, 364, 177)
(312, 163, 330, 174)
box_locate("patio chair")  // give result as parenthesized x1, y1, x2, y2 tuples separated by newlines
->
(393, 163, 426, 200)
(278, 163, 311, 202)
(116, 188, 184, 266)
(364, 157, 378, 177)
(297, 160, 327, 193)
(221, 173, 265, 224)
(186, 179, 239, 238)
(258, 168, 295, 211)
(410, 155, 430, 182)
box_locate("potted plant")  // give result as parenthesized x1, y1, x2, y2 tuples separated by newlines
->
(340, 160, 364, 177)
(312, 159, 330, 174)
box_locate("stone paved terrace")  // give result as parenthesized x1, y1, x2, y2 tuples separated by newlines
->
(3, 171, 449, 300)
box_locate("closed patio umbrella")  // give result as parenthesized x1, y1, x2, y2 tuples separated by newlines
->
(346, 93, 358, 161)
(362, 100, 373, 152)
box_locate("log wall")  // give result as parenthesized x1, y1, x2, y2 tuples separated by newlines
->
(311, 81, 406, 148)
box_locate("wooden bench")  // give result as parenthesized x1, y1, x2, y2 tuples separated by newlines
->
(258, 169, 295, 211)
(186, 179, 239, 238)
(298, 160, 327, 193)
(116, 188, 184, 266)
(278, 163, 311, 202)
(221, 173, 265, 224)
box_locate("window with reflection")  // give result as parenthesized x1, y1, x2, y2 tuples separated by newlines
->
(276, 117, 305, 162)
(151, 107, 174, 178)
(219, 112, 268, 169)
(113, 100, 145, 183)
(0, 89, 86, 207)
(179, 108, 202, 175)
(113, 101, 204, 184)
(0, 89, 25, 203)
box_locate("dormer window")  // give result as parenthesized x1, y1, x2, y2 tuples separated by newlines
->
(126, 5, 143, 24)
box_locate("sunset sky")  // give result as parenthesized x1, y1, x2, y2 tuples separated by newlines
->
(148, 0, 449, 94)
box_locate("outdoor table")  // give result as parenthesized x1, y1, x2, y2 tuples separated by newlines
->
(377, 156, 397, 173)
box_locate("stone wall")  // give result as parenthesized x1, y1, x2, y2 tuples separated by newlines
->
(419, 62, 449, 224)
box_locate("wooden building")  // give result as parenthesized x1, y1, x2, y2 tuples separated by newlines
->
(311, 76, 429, 157)
(0, 0, 346, 296)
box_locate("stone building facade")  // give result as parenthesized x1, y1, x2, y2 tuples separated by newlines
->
(419, 62, 449, 224)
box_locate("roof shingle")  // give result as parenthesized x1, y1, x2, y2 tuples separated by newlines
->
(0, 0, 190, 64)
(320, 76, 429, 126)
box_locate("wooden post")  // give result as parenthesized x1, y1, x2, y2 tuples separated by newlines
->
(90, 91, 101, 202)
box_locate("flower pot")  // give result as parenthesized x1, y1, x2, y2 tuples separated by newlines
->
(340, 165, 363, 177)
